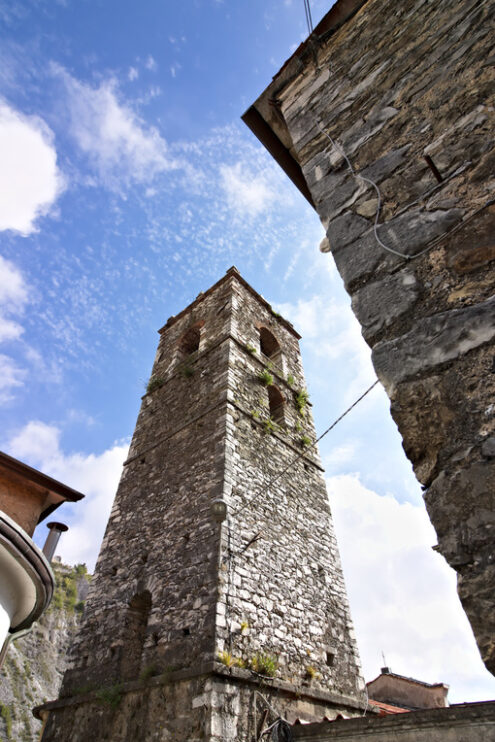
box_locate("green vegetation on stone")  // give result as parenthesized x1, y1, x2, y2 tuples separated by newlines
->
(258, 369, 274, 386)
(250, 653, 278, 677)
(146, 376, 165, 394)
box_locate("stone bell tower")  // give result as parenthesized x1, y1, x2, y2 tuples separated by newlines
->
(38, 267, 365, 741)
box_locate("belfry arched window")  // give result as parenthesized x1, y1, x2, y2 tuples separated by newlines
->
(259, 326, 285, 374)
(179, 325, 201, 355)
(268, 385, 285, 425)
(259, 327, 280, 359)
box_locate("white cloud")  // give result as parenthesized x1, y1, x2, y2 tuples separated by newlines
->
(7, 420, 128, 569)
(0, 255, 28, 311)
(0, 100, 64, 235)
(324, 441, 358, 471)
(220, 161, 277, 217)
(329, 474, 495, 702)
(277, 293, 376, 401)
(0, 256, 30, 399)
(53, 65, 177, 189)
(145, 55, 157, 71)
(0, 354, 26, 403)
(128, 66, 139, 81)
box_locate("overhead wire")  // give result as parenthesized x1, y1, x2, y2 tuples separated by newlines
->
(230, 379, 379, 519)
(303, 0, 313, 35)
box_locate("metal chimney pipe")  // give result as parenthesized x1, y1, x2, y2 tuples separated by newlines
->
(42, 522, 68, 562)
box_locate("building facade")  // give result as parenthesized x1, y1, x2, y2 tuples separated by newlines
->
(38, 267, 366, 741)
(243, 0, 495, 674)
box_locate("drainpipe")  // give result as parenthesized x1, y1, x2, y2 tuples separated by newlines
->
(42, 522, 68, 563)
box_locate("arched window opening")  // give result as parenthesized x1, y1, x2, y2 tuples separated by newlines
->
(120, 590, 152, 681)
(268, 385, 285, 425)
(179, 325, 201, 355)
(259, 327, 280, 359)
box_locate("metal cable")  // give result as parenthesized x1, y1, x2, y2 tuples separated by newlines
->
(230, 379, 379, 518)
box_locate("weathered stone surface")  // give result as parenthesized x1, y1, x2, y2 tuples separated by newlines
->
(292, 701, 495, 741)
(40, 269, 365, 741)
(447, 205, 495, 274)
(351, 271, 419, 342)
(329, 208, 463, 292)
(481, 437, 495, 458)
(372, 295, 495, 392)
(249, 0, 495, 673)
(425, 460, 495, 673)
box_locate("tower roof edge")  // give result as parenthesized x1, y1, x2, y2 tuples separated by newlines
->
(158, 267, 301, 339)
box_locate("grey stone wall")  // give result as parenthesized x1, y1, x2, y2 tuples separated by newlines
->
(250, 0, 495, 673)
(39, 268, 365, 741)
(39, 664, 366, 742)
(292, 701, 495, 742)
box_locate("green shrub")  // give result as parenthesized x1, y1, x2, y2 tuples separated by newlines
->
(246, 345, 257, 354)
(300, 435, 311, 448)
(217, 650, 235, 667)
(146, 376, 164, 393)
(250, 653, 278, 677)
(263, 418, 277, 435)
(286, 374, 295, 387)
(95, 683, 122, 709)
(179, 364, 195, 378)
(258, 369, 274, 386)
(295, 389, 309, 415)
(305, 665, 320, 681)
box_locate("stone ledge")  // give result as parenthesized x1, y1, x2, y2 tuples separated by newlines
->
(33, 660, 367, 720)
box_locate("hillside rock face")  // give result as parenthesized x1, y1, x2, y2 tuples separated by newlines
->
(0, 562, 90, 741)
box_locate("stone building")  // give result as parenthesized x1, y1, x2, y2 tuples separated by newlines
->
(243, 0, 495, 674)
(37, 267, 366, 741)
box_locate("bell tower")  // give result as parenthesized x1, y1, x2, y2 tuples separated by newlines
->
(38, 267, 365, 741)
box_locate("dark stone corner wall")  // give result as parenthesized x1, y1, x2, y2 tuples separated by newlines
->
(251, 0, 495, 673)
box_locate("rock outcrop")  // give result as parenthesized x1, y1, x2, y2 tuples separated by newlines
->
(0, 561, 90, 741)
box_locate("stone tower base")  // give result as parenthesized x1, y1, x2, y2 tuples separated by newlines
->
(36, 663, 366, 741)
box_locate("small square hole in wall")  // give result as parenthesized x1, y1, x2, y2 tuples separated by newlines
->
(326, 651, 335, 667)
(183, 627, 191, 636)
(304, 463, 310, 472)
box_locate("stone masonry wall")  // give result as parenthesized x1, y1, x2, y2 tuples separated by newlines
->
(218, 277, 363, 697)
(263, 0, 495, 672)
(292, 701, 495, 742)
(40, 269, 365, 741)
(40, 664, 366, 742)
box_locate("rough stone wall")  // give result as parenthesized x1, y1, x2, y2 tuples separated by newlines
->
(40, 268, 365, 740)
(263, 0, 495, 672)
(220, 277, 363, 696)
(292, 701, 495, 742)
(40, 665, 366, 742)
(0, 562, 89, 742)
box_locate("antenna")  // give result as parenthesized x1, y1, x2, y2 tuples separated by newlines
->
(381, 650, 390, 674)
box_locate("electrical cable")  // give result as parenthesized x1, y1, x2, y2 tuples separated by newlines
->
(303, 0, 313, 35)
(230, 379, 379, 519)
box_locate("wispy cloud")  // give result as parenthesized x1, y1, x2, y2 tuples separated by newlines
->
(0, 99, 64, 235)
(276, 293, 376, 402)
(329, 473, 495, 702)
(7, 420, 128, 569)
(128, 66, 139, 81)
(0, 256, 30, 400)
(219, 161, 278, 218)
(52, 65, 178, 190)
(144, 55, 157, 71)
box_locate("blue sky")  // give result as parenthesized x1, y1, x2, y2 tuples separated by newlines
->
(1, 0, 493, 703)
